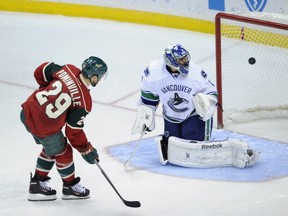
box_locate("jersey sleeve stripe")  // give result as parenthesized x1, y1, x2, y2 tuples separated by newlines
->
(141, 90, 159, 100)
(141, 90, 159, 106)
(141, 97, 159, 107)
(42, 62, 52, 82)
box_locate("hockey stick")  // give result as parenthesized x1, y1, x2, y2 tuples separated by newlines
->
(124, 126, 146, 168)
(95, 160, 141, 208)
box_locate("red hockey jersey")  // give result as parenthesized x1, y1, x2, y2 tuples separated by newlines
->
(22, 62, 92, 151)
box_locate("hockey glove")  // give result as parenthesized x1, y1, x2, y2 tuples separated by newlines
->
(80, 142, 99, 164)
(192, 93, 218, 121)
(131, 104, 155, 135)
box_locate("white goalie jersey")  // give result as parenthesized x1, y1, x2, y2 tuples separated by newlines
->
(141, 59, 218, 123)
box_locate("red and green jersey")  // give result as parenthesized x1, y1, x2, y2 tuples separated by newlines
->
(22, 62, 92, 151)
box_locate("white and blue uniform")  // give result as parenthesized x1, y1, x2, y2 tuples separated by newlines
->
(141, 59, 218, 141)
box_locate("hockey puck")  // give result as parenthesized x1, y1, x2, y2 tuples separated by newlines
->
(248, 57, 256, 65)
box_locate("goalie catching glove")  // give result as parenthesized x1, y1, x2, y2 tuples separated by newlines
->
(131, 104, 155, 135)
(192, 93, 218, 121)
(78, 142, 99, 164)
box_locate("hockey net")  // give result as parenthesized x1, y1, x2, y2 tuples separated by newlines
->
(215, 12, 288, 128)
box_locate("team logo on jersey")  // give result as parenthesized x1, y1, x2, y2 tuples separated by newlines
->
(201, 70, 207, 79)
(167, 93, 189, 112)
(244, 0, 267, 12)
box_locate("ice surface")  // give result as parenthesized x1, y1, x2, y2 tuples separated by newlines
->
(0, 11, 287, 216)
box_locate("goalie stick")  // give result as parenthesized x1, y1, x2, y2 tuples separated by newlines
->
(95, 160, 141, 208)
(124, 125, 146, 168)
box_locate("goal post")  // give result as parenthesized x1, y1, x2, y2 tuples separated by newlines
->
(215, 12, 288, 129)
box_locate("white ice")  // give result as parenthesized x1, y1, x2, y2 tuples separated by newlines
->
(0, 11, 288, 216)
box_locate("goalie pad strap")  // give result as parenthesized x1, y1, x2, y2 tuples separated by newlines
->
(167, 136, 248, 168)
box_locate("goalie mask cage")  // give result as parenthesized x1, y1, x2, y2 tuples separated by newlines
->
(215, 12, 288, 129)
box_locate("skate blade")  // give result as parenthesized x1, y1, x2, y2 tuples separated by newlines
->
(28, 193, 57, 201)
(61, 195, 90, 200)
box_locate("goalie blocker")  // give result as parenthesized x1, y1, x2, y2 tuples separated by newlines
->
(131, 104, 155, 135)
(156, 136, 260, 168)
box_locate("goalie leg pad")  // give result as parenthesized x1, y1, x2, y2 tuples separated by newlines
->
(167, 137, 254, 168)
(245, 149, 261, 168)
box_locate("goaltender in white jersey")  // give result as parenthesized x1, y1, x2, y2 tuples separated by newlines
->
(132, 44, 260, 168)
(141, 59, 217, 123)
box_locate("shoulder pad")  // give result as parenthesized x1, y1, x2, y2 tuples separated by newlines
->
(143, 59, 165, 80)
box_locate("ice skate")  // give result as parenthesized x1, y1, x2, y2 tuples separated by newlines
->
(62, 177, 90, 200)
(28, 173, 57, 201)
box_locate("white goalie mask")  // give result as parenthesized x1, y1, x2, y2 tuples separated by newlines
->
(164, 44, 191, 75)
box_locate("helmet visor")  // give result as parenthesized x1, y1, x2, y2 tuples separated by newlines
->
(97, 72, 108, 82)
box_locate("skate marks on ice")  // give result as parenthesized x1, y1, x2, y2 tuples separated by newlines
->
(106, 130, 288, 182)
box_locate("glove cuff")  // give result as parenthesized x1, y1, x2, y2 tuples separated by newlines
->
(78, 142, 93, 155)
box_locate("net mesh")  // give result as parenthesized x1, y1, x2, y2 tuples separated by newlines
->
(218, 12, 288, 123)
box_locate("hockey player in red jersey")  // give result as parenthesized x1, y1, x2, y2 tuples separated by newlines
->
(20, 56, 108, 201)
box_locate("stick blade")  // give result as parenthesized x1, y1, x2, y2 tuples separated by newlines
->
(124, 200, 141, 208)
